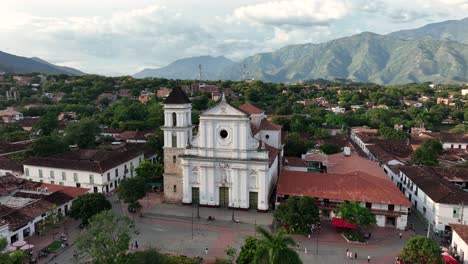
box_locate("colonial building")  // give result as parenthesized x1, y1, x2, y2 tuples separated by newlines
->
(450, 224, 468, 263)
(22, 149, 143, 193)
(162, 88, 282, 210)
(277, 170, 411, 229)
(0, 174, 88, 244)
(392, 166, 468, 234)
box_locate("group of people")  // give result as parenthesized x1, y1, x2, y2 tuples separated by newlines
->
(60, 232, 69, 249)
(346, 249, 371, 262)
(130, 240, 139, 250)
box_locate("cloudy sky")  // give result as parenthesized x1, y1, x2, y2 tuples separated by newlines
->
(1, 0, 467, 76)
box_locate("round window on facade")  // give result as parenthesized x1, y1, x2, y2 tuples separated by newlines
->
(220, 129, 228, 139)
(265, 135, 270, 139)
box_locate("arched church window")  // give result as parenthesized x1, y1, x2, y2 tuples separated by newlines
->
(172, 112, 177, 127)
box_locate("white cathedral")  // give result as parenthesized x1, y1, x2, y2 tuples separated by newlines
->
(162, 87, 282, 211)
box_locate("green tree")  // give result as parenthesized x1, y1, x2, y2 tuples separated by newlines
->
(237, 237, 258, 264)
(135, 161, 163, 182)
(377, 127, 408, 140)
(319, 143, 341, 155)
(33, 112, 58, 136)
(335, 202, 376, 229)
(64, 118, 101, 148)
(69, 193, 112, 225)
(77, 210, 137, 264)
(30, 135, 68, 157)
(118, 176, 146, 204)
(400, 236, 443, 264)
(284, 132, 312, 157)
(413, 138, 443, 166)
(39, 204, 64, 239)
(0, 237, 25, 264)
(254, 226, 301, 264)
(275, 196, 319, 234)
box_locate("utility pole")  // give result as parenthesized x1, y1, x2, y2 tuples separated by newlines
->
(461, 202, 465, 225)
(192, 212, 194, 240)
(198, 64, 202, 81)
(427, 221, 431, 239)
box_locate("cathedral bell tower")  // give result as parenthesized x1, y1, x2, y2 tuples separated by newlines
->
(161, 87, 192, 202)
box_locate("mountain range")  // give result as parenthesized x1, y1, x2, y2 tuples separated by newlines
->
(0, 51, 84, 75)
(134, 17, 468, 84)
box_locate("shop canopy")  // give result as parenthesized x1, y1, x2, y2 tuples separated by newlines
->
(331, 217, 357, 229)
(442, 253, 458, 264)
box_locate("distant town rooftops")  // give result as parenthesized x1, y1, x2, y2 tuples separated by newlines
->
(278, 170, 411, 206)
(23, 149, 143, 174)
(164, 86, 191, 104)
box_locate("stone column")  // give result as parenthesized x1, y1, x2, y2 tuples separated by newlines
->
(182, 164, 191, 204)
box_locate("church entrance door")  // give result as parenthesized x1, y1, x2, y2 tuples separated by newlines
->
(219, 187, 229, 207)
(192, 187, 200, 204)
(249, 192, 258, 209)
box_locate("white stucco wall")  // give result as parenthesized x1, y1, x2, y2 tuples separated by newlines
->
(23, 154, 143, 193)
(452, 230, 468, 263)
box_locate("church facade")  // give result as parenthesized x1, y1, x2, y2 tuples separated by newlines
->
(162, 87, 282, 211)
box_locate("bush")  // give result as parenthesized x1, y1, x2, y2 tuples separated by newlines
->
(342, 230, 366, 242)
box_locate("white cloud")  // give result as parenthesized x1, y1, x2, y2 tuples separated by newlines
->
(0, 0, 466, 75)
(229, 0, 350, 27)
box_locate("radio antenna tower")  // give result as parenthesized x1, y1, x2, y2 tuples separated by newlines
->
(198, 64, 202, 81)
(242, 64, 246, 81)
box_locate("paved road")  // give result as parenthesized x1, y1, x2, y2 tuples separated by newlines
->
(51, 194, 410, 264)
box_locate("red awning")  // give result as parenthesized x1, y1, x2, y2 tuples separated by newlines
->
(332, 217, 357, 229)
(442, 254, 458, 264)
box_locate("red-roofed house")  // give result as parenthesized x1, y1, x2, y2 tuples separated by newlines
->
(0, 174, 89, 244)
(277, 170, 410, 229)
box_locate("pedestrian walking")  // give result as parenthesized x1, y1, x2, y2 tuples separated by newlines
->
(399, 232, 402, 239)
(368, 255, 371, 262)
(205, 247, 208, 255)
(135, 240, 139, 249)
(355, 252, 357, 259)
(304, 247, 307, 254)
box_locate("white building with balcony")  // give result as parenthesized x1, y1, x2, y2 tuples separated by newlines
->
(22, 149, 143, 193)
(395, 166, 468, 234)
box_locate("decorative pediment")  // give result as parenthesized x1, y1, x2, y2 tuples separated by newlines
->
(201, 101, 247, 117)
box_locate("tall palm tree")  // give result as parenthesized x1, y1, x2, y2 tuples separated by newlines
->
(254, 226, 302, 264)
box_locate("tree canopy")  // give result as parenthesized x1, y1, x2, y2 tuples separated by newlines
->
(275, 196, 320, 234)
(135, 161, 163, 183)
(400, 236, 443, 264)
(254, 226, 302, 264)
(118, 176, 146, 204)
(77, 210, 137, 264)
(413, 138, 443, 166)
(335, 202, 376, 228)
(64, 118, 100, 148)
(236, 237, 258, 264)
(30, 135, 68, 157)
(69, 193, 112, 225)
(0, 238, 25, 264)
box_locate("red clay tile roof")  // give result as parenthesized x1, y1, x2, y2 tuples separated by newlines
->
(326, 153, 388, 178)
(399, 166, 468, 204)
(24, 149, 143, 174)
(303, 153, 329, 163)
(259, 119, 281, 131)
(282, 157, 308, 167)
(118, 131, 147, 141)
(264, 144, 281, 167)
(0, 156, 23, 172)
(277, 170, 411, 206)
(451, 224, 468, 243)
(238, 102, 264, 114)
(39, 183, 89, 198)
(421, 132, 468, 143)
